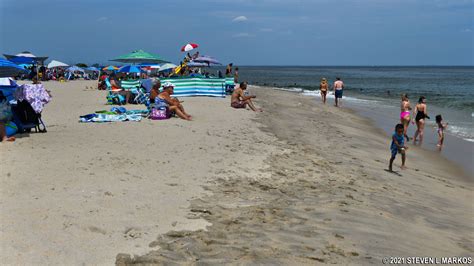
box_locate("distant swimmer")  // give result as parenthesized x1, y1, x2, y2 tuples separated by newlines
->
(319, 78, 328, 104)
(333, 77, 344, 107)
(400, 94, 412, 141)
(413, 96, 430, 143)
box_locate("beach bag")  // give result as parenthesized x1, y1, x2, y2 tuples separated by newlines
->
(149, 107, 168, 120)
(149, 98, 169, 120)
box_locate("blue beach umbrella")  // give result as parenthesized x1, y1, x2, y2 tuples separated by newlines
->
(0, 58, 27, 77)
(66, 66, 85, 73)
(85, 66, 100, 72)
(118, 65, 142, 73)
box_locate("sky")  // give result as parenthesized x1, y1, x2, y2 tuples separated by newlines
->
(0, 0, 473, 66)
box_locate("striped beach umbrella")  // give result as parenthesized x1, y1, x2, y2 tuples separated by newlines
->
(181, 43, 199, 52)
(102, 65, 119, 71)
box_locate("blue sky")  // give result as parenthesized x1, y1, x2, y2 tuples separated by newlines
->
(0, 0, 472, 65)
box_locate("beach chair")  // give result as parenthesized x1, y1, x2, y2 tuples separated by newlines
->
(11, 100, 47, 133)
(105, 78, 125, 105)
(121, 80, 144, 104)
(121, 80, 141, 94)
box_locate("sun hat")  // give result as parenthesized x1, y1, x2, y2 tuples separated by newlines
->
(162, 81, 174, 88)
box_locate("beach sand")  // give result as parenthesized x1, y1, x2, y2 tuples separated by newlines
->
(1, 81, 472, 264)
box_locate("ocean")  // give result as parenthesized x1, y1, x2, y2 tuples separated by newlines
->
(235, 66, 474, 141)
(229, 66, 473, 175)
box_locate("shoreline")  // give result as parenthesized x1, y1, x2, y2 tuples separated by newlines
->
(117, 86, 472, 264)
(252, 85, 473, 177)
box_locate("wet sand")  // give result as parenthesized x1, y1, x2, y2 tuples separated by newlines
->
(116, 86, 473, 264)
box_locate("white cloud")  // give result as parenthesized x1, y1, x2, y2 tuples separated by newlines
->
(232, 32, 253, 38)
(232, 16, 248, 22)
(97, 17, 108, 22)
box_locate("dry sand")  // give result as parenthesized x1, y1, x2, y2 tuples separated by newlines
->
(1, 81, 472, 265)
(0, 80, 276, 265)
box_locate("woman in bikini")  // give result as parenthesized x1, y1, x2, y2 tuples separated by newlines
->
(400, 94, 411, 141)
(319, 78, 328, 104)
(413, 96, 429, 143)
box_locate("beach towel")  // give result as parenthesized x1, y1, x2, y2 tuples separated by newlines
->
(79, 113, 142, 123)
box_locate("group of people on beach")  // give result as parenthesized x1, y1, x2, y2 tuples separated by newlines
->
(319, 77, 344, 107)
(317, 76, 448, 172)
(389, 94, 448, 171)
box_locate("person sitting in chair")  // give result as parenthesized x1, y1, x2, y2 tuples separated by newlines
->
(149, 79, 161, 104)
(109, 74, 131, 104)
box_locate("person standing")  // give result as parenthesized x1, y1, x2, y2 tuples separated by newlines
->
(234, 67, 239, 83)
(333, 77, 344, 107)
(400, 94, 412, 141)
(413, 96, 429, 143)
(226, 63, 233, 77)
(319, 78, 329, 104)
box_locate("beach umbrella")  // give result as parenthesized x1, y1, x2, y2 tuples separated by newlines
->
(193, 56, 221, 65)
(0, 58, 27, 77)
(9, 56, 36, 64)
(117, 65, 142, 73)
(47, 60, 69, 69)
(181, 43, 199, 52)
(111, 49, 169, 64)
(66, 66, 85, 73)
(158, 63, 177, 72)
(187, 61, 208, 67)
(85, 66, 100, 72)
(102, 65, 119, 71)
(3, 51, 49, 65)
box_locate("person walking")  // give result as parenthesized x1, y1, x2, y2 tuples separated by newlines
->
(333, 77, 344, 107)
(319, 78, 329, 104)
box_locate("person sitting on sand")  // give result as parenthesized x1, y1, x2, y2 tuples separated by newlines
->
(389, 123, 408, 171)
(230, 82, 261, 112)
(149, 79, 161, 104)
(109, 74, 131, 104)
(319, 78, 329, 104)
(158, 82, 192, 121)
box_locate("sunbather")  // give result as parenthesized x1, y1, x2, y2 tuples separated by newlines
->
(231, 82, 261, 112)
(149, 79, 161, 104)
(158, 82, 192, 121)
(109, 74, 131, 104)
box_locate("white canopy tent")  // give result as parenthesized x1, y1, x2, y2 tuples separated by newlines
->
(47, 60, 69, 69)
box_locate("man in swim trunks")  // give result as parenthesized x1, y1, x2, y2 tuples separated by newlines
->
(230, 82, 261, 112)
(333, 77, 344, 107)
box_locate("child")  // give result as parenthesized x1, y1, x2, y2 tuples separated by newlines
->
(435, 115, 448, 148)
(389, 123, 408, 171)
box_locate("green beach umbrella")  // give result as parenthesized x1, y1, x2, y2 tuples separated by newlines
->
(110, 49, 169, 64)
